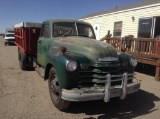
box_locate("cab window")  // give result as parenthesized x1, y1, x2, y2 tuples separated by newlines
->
(41, 24, 50, 38)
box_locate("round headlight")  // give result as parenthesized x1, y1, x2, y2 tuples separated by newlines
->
(130, 58, 137, 67)
(66, 61, 77, 71)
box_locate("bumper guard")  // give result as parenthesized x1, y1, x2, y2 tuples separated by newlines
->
(61, 73, 140, 102)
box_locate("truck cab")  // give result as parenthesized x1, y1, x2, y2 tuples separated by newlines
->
(14, 19, 140, 111)
(4, 32, 15, 45)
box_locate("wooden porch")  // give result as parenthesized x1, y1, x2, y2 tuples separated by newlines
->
(101, 36, 160, 81)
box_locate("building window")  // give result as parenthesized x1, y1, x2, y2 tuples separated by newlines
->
(113, 21, 122, 37)
(138, 18, 152, 38)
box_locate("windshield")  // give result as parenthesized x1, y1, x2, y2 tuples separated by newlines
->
(6, 34, 14, 37)
(53, 22, 95, 39)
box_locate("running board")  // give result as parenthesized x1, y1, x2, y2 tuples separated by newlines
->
(35, 67, 44, 78)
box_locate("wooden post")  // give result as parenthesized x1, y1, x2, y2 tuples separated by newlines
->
(155, 40, 160, 81)
(155, 60, 160, 81)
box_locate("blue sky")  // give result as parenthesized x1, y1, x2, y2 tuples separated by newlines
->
(0, 0, 144, 33)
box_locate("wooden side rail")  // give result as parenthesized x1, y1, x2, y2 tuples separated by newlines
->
(101, 37, 160, 81)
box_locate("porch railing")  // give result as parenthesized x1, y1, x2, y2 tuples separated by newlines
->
(101, 37, 160, 81)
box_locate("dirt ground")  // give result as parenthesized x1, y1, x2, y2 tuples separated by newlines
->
(0, 36, 160, 119)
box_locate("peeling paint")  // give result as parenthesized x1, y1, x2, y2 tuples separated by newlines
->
(54, 36, 118, 63)
(49, 51, 60, 57)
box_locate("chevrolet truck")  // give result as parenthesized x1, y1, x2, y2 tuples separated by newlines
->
(14, 19, 140, 110)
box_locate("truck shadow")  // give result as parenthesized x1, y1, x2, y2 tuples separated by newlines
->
(9, 44, 16, 46)
(135, 63, 155, 76)
(65, 90, 160, 119)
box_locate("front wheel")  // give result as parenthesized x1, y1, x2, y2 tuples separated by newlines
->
(48, 67, 70, 110)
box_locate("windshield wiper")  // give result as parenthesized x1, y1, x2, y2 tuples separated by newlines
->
(62, 28, 73, 37)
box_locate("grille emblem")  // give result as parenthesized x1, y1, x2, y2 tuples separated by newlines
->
(99, 57, 118, 62)
(80, 64, 89, 69)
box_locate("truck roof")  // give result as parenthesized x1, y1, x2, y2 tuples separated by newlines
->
(43, 19, 91, 26)
(14, 19, 91, 28)
(5, 32, 14, 34)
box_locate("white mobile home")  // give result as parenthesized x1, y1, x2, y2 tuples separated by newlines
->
(80, 0, 160, 40)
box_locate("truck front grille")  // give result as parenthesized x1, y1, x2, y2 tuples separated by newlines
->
(6, 39, 15, 42)
(77, 63, 131, 87)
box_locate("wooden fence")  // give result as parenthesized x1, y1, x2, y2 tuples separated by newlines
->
(101, 37, 160, 81)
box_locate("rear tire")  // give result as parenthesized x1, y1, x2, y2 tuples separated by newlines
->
(48, 67, 70, 110)
(19, 50, 27, 70)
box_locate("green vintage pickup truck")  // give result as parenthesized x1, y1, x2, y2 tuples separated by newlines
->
(14, 19, 140, 110)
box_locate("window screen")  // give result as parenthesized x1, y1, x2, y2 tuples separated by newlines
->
(113, 21, 122, 37)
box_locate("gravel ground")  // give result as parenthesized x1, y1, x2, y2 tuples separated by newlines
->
(0, 36, 160, 119)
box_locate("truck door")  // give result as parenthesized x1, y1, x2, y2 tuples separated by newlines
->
(37, 23, 51, 67)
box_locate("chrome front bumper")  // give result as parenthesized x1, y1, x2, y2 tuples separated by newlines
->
(61, 73, 140, 102)
(5, 40, 15, 43)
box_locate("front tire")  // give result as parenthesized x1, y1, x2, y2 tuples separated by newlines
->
(48, 67, 70, 110)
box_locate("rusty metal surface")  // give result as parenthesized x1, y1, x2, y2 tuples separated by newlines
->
(55, 36, 118, 63)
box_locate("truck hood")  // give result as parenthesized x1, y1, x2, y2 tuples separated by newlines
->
(54, 36, 118, 63)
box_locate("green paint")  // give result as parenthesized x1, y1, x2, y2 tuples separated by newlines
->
(37, 19, 136, 89)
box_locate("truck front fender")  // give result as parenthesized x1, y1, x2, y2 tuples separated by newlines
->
(44, 51, 85, 89)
